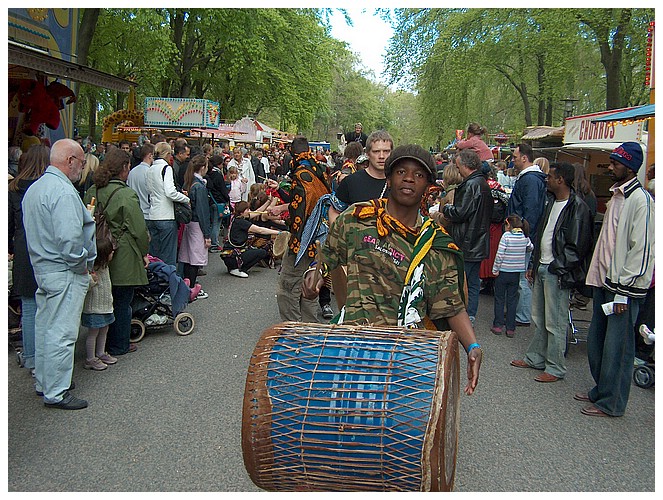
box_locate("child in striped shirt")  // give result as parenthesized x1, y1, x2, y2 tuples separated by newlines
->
(491, 215, 534, 337)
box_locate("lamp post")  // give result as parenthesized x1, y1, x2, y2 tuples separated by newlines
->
(561, 97, 578, 123)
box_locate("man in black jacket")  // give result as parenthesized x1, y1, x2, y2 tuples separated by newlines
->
(251, 148, 266, 182)
(206, 155, 231, 251)
(511, 162, 593, 382)
(441, 149, 493, 325)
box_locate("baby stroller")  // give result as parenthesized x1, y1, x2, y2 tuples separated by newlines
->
(633, 325, 655, 389)
(565, 305, 591, 357)
(130, 260, 195, 342)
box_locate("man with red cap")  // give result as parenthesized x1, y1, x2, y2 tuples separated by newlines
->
(577, 141, 655, 417)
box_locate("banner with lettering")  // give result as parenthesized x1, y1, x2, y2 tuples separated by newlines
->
(564, 108, 644, 145)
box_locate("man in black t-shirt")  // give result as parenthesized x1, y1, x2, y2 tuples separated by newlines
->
(343, 122, 368, 148)
(329, 130, 394, 226)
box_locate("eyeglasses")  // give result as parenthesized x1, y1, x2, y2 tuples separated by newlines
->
(70, 155, 87, 166)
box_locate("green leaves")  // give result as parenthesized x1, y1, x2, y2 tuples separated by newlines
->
(388, 8, 654, 147)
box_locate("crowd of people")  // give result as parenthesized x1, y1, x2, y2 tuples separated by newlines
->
(8, 122, 655, 417)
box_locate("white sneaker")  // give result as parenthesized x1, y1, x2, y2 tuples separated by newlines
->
(196, 289, 209, 299)
(639, 324, 654, 345)
(229, 269, 249, 278)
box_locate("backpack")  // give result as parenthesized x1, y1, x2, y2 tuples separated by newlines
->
(91, 186, 122, 251)
(490, 187, 509, 223)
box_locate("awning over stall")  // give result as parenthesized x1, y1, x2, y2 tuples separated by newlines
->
(591, 104, 655, 123)
(9, 41, 136, 93)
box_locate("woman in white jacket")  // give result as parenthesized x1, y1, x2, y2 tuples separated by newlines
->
(146, 142, 190, 266)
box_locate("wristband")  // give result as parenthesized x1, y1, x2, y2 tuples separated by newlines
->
(467, 342, 481, 353)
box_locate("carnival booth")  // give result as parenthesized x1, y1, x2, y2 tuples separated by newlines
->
(555, 107, 650, 213)
(101, 87, 147, 144)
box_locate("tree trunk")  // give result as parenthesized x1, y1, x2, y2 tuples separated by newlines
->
(545, 97, 553, 126)
(75, 9, 100, 139)
(536, 54, 546, 125)
(76, 9, 100, 65)
(87, 93, 97, 141)
(576, 8, 632, 110)
(115, 92, 125, 112)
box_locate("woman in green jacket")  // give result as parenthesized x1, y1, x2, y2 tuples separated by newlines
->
(85, 148, 149, 356)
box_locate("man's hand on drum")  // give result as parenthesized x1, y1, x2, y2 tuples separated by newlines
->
(302, 267, 324, 300)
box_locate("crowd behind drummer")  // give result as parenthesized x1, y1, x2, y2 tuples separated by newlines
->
(8, 125, 655, 415)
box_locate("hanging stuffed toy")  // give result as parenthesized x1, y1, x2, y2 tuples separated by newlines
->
(16, 79, 76, 134)
(46, 80, 77, 110)
(17, 80, 60, 133)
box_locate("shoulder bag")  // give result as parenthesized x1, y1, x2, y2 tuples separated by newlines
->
(162, 165, 192, 224)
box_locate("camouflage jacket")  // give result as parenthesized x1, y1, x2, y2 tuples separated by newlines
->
(323, 200, 466, 327)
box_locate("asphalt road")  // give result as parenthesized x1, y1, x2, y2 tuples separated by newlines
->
(6, 252, 656, 492)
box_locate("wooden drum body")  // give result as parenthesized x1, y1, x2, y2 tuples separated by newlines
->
(241, 322, 460, 491)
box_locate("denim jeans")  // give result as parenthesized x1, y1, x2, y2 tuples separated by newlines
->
(106, 285, 135, 356)
(516, 273, 532, 323)
(210, 209, 221, 247)
(523, 264, 570, 378)
(493, 271, 520, 331)
(586, 286, 642, 416)
(34, 270, 89, 403)
(20, 295, 37, 370)
(464, 260, 482, 320)
(147, 219, 179, 267)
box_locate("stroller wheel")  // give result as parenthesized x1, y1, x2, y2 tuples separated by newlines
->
(633, 365, 655, 389)
(174, 312, 195, 336)
(130, 319, 146, 343)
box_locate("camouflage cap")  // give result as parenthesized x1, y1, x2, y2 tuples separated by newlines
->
(384, 144, 436, 183)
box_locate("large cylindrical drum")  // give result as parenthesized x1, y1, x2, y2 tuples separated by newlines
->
(242, 322, 460, 491)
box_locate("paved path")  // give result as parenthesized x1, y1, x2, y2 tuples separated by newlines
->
(6, 253, 655, 492)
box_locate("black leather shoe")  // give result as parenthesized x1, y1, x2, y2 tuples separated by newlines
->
(44, 391, 88, 410)
(36, 381, 75, 397)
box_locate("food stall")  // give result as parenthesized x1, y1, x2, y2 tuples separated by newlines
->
(555, 108, 649, 213)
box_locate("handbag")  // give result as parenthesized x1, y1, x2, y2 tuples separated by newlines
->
(162, 165, 192, 224)
(174, 200, 192, 225)
(209, 191, 230, 217)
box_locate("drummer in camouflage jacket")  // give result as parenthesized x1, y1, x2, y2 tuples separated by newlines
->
(303, 144, 483, 395)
